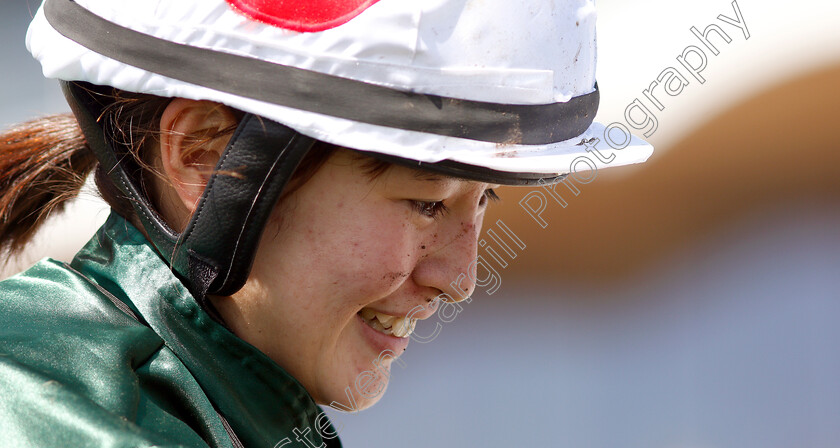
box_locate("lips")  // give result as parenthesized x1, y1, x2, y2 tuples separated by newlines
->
(357, 308, 417, 338)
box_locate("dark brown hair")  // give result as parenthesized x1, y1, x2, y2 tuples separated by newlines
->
(0, 89, 356, 258)
(0, 114, 96, 255)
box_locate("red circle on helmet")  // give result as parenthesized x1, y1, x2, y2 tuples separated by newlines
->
(226, 0, 382, 32)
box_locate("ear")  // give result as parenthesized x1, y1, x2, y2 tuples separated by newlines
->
(158, 99, 237, 215)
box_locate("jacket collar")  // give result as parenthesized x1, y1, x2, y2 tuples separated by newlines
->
(73, 212, 338, 447)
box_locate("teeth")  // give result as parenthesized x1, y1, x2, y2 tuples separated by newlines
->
(392, 319, 407, 338)
(369, 319, 385, 332)
(375, 313, 395, 328)
(359, 309, 417, 338)
(360, 308, 377, 321)
(391, 317, 417, 338)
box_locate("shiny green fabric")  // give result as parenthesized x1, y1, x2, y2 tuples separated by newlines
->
(0, 213, 342, 448)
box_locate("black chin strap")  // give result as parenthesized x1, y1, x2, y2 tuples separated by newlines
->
(63, 81, 316, 302)
(177, 113, 316, 296)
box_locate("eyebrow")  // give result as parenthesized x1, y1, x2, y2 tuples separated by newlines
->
(411, 169, 457, 182)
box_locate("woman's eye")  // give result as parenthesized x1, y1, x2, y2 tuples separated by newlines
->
(411, 190, 498, 219)
(479, 189, 500, 207)
(411, 200, 449, 219)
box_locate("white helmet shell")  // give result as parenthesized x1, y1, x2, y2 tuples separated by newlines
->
(27, 0, 652, 177)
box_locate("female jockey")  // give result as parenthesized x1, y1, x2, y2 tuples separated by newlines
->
(0, 0, 651, 446)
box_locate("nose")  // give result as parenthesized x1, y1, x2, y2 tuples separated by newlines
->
(412, 214, 483, 303)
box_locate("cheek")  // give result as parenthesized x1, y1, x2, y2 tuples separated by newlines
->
(266, 200, 418, 305)
(320, 212, 417, 298)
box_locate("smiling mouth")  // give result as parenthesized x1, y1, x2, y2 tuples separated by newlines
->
(358, 308, 417, 338)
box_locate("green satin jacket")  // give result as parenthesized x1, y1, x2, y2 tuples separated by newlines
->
(0, 213, 342, 448)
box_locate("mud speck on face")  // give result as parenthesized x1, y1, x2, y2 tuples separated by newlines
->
(382, 271, 410, 283)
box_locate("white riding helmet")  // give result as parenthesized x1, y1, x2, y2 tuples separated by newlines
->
(28, 0, 652, 178)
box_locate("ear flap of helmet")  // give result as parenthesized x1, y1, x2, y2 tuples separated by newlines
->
(62, 81, 316, 304)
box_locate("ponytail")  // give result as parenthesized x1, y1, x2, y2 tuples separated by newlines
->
(0, 114, 97, 256)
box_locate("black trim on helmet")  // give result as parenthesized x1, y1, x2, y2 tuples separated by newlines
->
(45, 0, 599, 146)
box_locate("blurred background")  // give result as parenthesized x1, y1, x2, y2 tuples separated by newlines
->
(2, 0, 839, 447)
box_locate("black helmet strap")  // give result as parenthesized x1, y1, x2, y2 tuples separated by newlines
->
(62, 81, 316, 302)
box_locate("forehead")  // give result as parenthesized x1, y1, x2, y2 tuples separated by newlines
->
(338, 148, 496, 190)
(407, 167, 501, 190)
(385, 163, 498, 194)
(410, 169, 456, 182)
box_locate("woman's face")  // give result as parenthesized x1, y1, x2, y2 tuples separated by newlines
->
(212, 149, 498, 409)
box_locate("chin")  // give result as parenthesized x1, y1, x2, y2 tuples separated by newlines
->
(318, 358, 393, 413)
(352, 387, 388, 412)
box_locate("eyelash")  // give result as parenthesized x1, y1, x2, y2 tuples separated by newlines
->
(411, 200, 449, 220)
(411, 189, 500, 220)
(480, 189, 500, 206)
